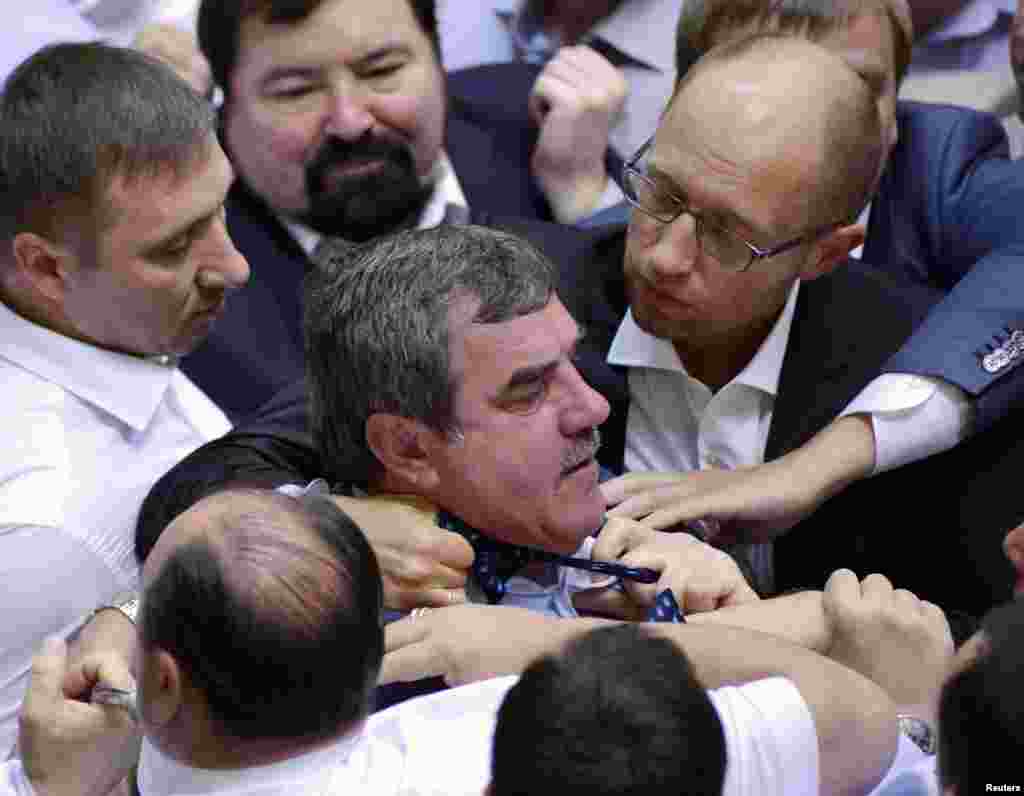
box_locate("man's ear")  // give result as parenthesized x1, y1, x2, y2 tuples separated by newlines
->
(800, 222, 865, 281)
(10, 231, 76, 304)
(146, 650, 184, 727)
(365, 413, 443, 492)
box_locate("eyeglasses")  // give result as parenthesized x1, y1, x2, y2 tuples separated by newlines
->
(622, 137, 842, 273)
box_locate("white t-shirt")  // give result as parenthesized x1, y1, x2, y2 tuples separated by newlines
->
(132, 674, 819, 796)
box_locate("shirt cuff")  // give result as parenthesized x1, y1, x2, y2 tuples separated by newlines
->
(840, 374, 974, 474)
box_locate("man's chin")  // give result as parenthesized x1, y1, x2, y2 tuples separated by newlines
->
(302, 175, 432, 241)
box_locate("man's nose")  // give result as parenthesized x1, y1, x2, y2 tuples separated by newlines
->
(645, 211, 700, 281)
(323, 85, 375, 142)
(560, 364, 611, 435)
(195, 219, 249, 291)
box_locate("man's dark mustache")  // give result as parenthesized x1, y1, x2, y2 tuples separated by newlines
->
(306, 132, 415, 197)
(561, 428, 602, 475)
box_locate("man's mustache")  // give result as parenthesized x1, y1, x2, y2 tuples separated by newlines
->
(561, 428, 602, 475)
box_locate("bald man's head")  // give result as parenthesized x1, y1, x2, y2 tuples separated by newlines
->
(138, 488, 383, 755)
(667, 34, 884, 229)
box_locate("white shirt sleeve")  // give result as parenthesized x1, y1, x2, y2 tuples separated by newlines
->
(709, 677, 819, 796)
(840, 374, 974, 474)
(0, 525, 115, 758)
(0, 761, 36, 796)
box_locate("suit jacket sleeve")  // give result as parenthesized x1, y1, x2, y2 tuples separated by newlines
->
(872, 103, 1024, 431)
(135, 380, 322, 562)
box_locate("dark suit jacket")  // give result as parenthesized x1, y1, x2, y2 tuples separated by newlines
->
(866, 101, 1024, 431)
(145, 222, 1017, 616)
(574, 228, 1018, 614)
(180, 63, 623, 421)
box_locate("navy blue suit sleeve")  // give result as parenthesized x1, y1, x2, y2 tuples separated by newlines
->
(880, 106, 1024, 430)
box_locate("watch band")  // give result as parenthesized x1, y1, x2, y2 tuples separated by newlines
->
(93, 596, 140, 625)
(897, 714, 936, 755)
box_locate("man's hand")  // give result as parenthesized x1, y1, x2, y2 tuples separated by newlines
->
(824, 570, 953, 712)
(529, 45, 627, 223)
(381, 605, 599, 686)
(602, 466, 820, 545)
(331, 495, 474, 610)
(603, 415, 877, 544)
(20, 638, 140, 796)
(586, 517, 759, 617)
(133, 24, 213, 97)
(66, 608, 137, 695)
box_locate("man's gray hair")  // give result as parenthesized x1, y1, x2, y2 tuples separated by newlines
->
(305, 224, 557, 486)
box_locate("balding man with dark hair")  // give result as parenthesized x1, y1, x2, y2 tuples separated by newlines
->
(136, 488, 384, 787)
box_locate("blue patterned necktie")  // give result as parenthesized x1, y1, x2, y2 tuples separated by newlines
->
(436, 511, 683, 622)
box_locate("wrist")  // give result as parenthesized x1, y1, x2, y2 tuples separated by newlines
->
(92, 596, 140, 626)
(535, 166, 609, 224)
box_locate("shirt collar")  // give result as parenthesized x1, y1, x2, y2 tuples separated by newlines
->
(279, 153, 468, 258)
(495, 0, 675, 73)
(922, 0, 1014, 42)
(607, 280, 801, 398)
(138, 729, 366, 796)
(0, 300, 178, 433)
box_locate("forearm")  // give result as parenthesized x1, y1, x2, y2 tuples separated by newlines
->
(648, 622, 897, 796)
(784, 414, 875, 501)
(687, 590, 831, 653)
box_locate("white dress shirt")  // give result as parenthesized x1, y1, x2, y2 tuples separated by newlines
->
(610, 284, 800, 479)
(133, 674, 820, 796)
(609, 277, 971, 481)
(0, 302, 230, 758)
(438, 0, 678, 156)
(280, 153, 469, 258)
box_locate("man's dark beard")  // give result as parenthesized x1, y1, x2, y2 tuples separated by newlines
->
(300, 132, 433, 242)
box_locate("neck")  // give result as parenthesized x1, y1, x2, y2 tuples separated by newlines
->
(672, 312, 778, 393)
(169, 723, 357, 771)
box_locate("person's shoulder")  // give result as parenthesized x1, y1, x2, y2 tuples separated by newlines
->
(0, 357, 76, 451)
(896, 99, 1009, 153)
(808, 260, 940, 328)
(365, 676, 517, 795)
(0, 363, 70, 528)
(480, 216, 626, 273)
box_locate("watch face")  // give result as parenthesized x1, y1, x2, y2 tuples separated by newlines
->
(898, 715, 937, 755)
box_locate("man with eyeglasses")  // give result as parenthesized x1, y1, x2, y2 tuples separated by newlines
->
(579, 31, 941, 599)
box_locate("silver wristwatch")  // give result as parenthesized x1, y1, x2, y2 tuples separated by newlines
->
(897, 714, 936, 755)
(93, 595, 140, 625)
